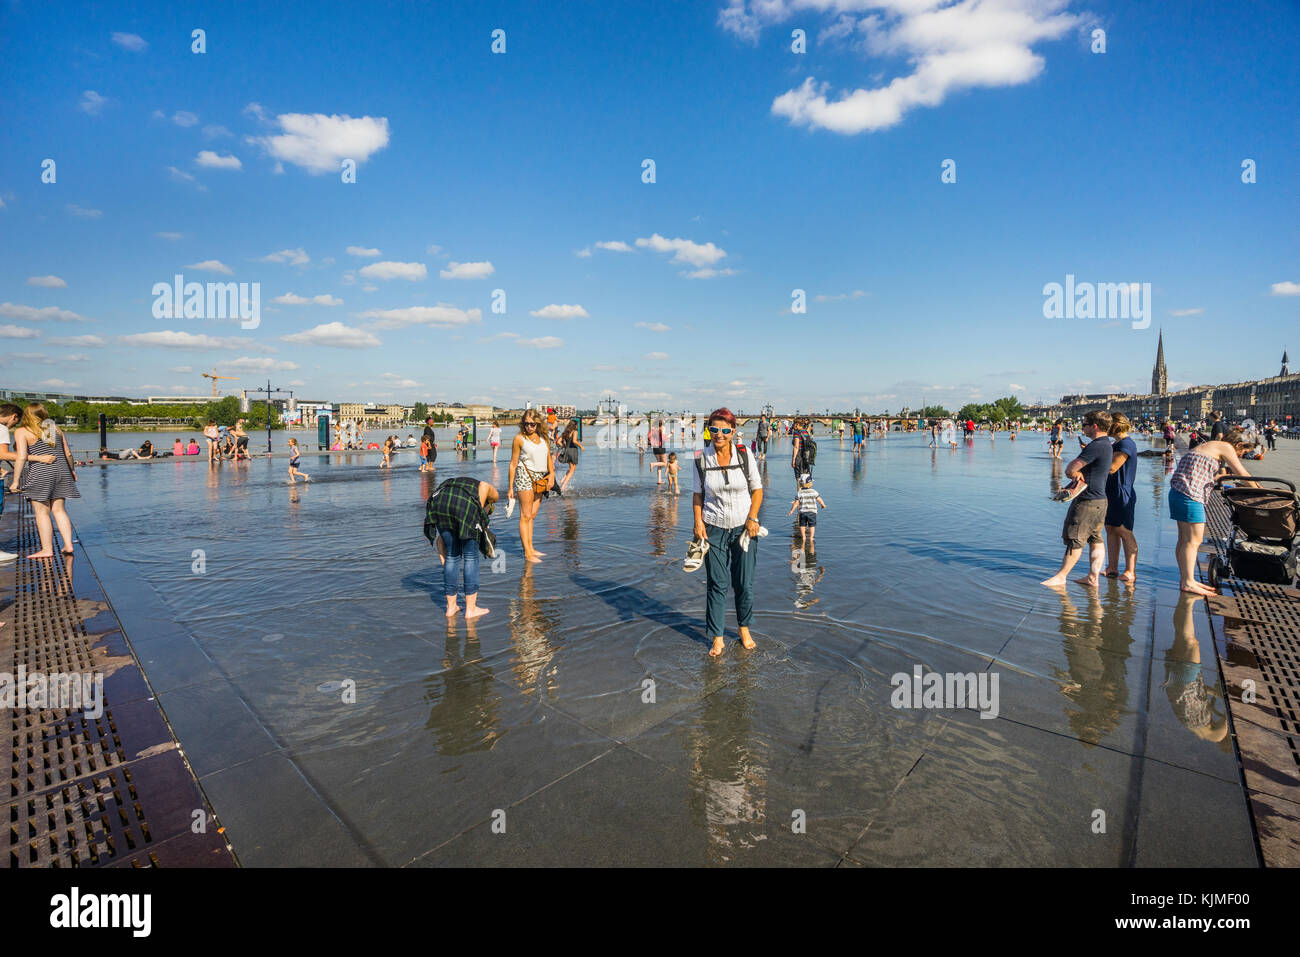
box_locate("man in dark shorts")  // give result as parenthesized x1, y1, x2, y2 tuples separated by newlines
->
(755, 415, 769, 459)
(1208, 411, 1228, 443)
(1042, 409, 1113, 588)
(421, 416, 438, 467)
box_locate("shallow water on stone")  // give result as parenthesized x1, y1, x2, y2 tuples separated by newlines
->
(66, 431, 1239, 865)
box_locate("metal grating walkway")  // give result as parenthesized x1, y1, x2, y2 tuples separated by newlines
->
(1, 498, 235, 867)
(1203, 490, 1300, 866)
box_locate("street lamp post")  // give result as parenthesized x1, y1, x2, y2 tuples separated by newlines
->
(249, 379, 292, 454)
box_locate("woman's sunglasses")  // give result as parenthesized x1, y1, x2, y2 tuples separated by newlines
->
(711, 427, 734, 436)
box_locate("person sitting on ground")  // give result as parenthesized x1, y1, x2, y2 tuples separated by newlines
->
(173, 438, 184, 456)
(186, 438, 200, 455)
(126, 440, 154, 460)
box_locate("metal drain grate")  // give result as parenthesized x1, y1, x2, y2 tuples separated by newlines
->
(1227, 592, 1300, 631)
(8, 766, 154, 868)
(1, 500, 162, 867)
(1230, 619, 1300, 746)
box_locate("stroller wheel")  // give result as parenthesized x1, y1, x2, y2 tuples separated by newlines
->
(1208, 555, 1226, 589)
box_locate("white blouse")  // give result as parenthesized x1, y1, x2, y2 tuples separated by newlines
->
(694, 446, 763, 529)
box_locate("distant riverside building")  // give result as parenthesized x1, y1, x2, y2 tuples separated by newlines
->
(147, 395, 209, 406)
(1025, 341, 1298, 426)
(0, 389, 133, 405)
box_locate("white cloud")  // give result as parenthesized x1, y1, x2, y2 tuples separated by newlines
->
(272, 293, 342, 306)
(173, 111, 199, 127)
(166, 166, 204, 189)
(594, 240, 635, 252)
(169, 365, 193, 373)
(9, 352, 90, 364)
(346, 246, 381, 257)
(281, 322, 381, 348)
(0, 303, 87, 322)
(155, 231, 184, 240)
(683, 267, 737, 279)
(48, 335, 106, 347)
(196, 150, 242, 170)
(111, 32, 147, 51)
(118, 330, 271, 351)
(248, 112, 390, 174)
(356, 305, 481, 329)
(67, 204, 102, 218)
(644, 352, 670, 360)
(79, 90, 109, 115)
(1168, 307, 1203, 316)
(360, 261, 427, 281)
(243, 102, 269, 123)
(259, 248, 310, 265)
(1270, 281, 1300, 296)
(439, 260, 494, 280)
(635, 233, 727, 267)
(220, 357, 300, 371)
(362, 284, 378, 293)
(427, 244, 443, 256)
(184, 259, 233, 274)
(478, 332, 520, 343)
(203, 124, 231, 139)
(1009, 383, 1025, 391)
(0, 325, 41, 339)
(636, 321, 671, 332)
(529, 304, 588, 319)
(518, 336, 563, 349)
(38, 379, 77, 388)
(576, 248, 592, 258)
(814, 289, 866, 302)
(26, 275, 67, 288)
(759, 0, 1083, 135)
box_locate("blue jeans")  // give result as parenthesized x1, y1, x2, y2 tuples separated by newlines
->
(439, 530, 480, 599)
(704, 523, 757, 638)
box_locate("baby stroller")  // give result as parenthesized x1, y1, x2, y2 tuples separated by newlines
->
(1207, 477, 1300, 587)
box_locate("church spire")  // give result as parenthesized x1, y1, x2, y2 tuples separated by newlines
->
(1152, 329, 1168, 395)
(1283, 349, 1290, 377)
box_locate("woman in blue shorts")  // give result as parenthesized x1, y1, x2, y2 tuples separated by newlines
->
(1168, 428, 1254, 596)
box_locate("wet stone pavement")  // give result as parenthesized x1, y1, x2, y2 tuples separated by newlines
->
(61, 432, 1258, 866)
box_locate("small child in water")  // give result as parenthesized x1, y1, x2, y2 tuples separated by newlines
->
(666, 452, 680, 494)
(287, 438, 310, 483)
(788, 472, 826, 550)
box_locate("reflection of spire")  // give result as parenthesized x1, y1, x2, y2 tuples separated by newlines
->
(1151, 329, 1168, 395)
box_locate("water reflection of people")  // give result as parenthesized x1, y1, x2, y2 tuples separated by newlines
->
(685, 653, 767, 863)
(423, 617, 502, 755)
(1050, 584, 1137, 745)
(790, 545, 825, 610)
(1163, 592, 1230, 746)
(507, 564, 558, 697)
(648, 489, 677, 557)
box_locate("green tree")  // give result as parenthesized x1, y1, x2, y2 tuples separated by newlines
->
(920, 404, 951, 419)
(412, 401, 429, 423)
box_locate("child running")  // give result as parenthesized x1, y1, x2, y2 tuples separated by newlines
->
(287, 438, 310, 483)
(381, 435, 394, 468)
(666, 452, 680, 493)
(787, 472, 826, 550)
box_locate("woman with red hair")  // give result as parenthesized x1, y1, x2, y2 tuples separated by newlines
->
(687, 407, 764, 657)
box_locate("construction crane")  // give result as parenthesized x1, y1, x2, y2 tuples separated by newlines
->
(202, 370, 239, 397)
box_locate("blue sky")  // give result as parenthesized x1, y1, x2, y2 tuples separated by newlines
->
(2, 0, 1297, 413)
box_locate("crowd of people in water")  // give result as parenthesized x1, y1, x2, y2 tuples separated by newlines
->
(1, 395, 1291, 657)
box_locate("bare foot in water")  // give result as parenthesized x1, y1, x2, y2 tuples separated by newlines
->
(1119, 571, 1136, 583)
(27, 552, 54, 559)
(465, 605, 489, 620)
(526, 553, 542, 563)
(1072, 576, 1099, 588)
(709, 637, 726, 658)
(445, 599, 459, 617)
(1040, 575, 1068, 587)
(738, 628, 756, 651)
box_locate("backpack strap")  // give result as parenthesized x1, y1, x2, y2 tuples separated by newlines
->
(695, 446, 758, 495)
